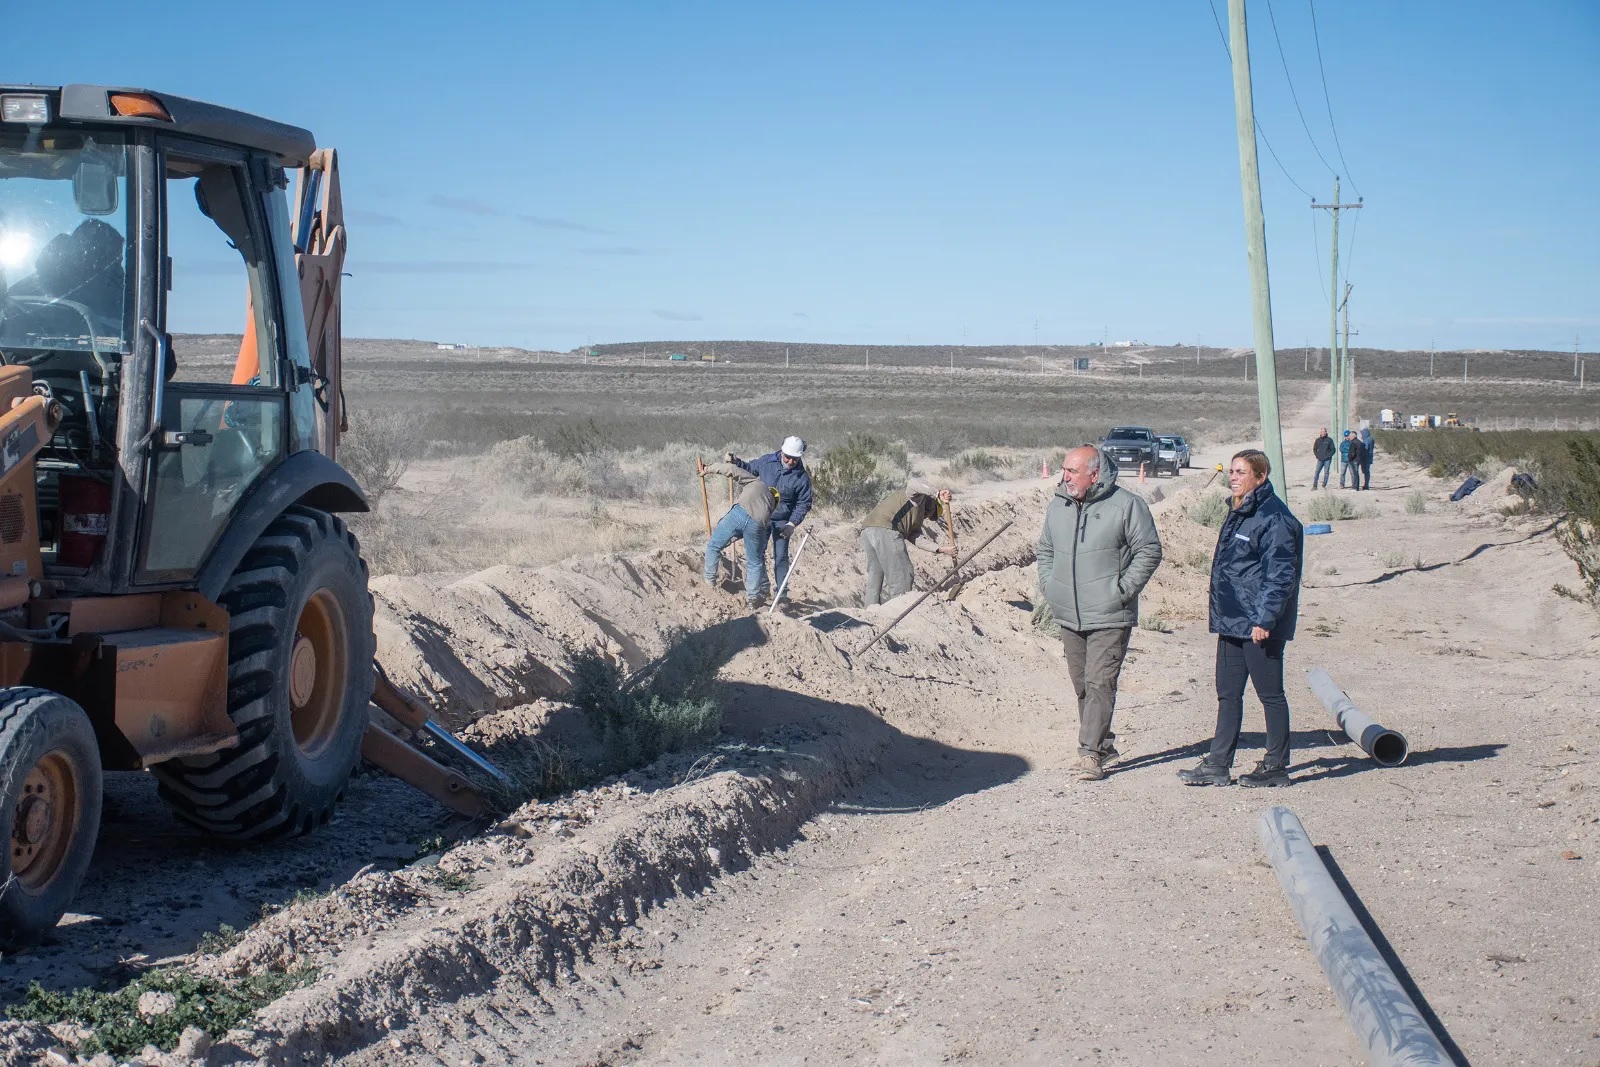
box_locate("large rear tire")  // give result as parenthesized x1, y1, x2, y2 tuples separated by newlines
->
(0, 688, 102, 951)
(153, 506, 374, 839)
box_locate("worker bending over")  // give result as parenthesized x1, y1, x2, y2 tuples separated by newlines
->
(701, 458, 781, 608)
(859, 483, 954, 605)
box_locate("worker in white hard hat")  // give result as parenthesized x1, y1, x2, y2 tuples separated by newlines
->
(722, 436, 813, 602)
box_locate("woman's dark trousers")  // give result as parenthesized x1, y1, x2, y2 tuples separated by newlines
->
(1208, 635, 1291, 768)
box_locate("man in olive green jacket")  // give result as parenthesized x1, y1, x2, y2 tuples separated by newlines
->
(1037, 445, 1163, 782)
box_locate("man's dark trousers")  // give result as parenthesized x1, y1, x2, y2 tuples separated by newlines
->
(1208, 635, 1291, 768)
(1061, 627, 1132, 758)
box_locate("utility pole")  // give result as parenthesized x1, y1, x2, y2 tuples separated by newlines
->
(1313, 178, 1362, 432)
(1196, 333, 1201, 368)
(1338, 284, 1352, 426)
(1429, 339, 1435, 378)
(1576, 333, 1582, 378)
(865, 347, 870, 371)
(785, 347, 790, 369)
(1228, 0, 1286, 499)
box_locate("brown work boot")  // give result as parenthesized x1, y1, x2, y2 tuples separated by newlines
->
(1074, 754, 1105, 782)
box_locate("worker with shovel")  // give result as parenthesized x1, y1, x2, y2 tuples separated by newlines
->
(700, 458, 781, 609)
(859, 482, 955, 605)
(725, 436, 813, 605)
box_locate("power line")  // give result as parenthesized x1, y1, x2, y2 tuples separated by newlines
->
(1205, 0, 1317, 200)
(1341, 204, 1361, 287)
(1265, 0, 1338, 178)
(1307, 0, 1360, 196)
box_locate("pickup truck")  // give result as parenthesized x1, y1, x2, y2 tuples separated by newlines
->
(1100, 426, 1159, 471)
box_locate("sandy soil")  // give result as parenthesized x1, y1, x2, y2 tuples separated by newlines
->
(3, 388, 1596, 1066)
(362, 391, 1600, 1067)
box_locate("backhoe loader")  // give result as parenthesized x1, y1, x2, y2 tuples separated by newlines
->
(0, 84, 501, 949)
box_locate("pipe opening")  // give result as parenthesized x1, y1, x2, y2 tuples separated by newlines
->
(1371, 730, 1408, 767)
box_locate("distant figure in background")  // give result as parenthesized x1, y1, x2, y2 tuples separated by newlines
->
(700, 458, 780, 608)
(1347, 433, 1368, 491)
(1359, 426, 1376, 489)
(1311, 427, 1335, 489)
(1178, 449, 1305, 788)
(1338, 430, 1356, 489)
(726, 436, 813, 602)
(859, 483, 955, 606)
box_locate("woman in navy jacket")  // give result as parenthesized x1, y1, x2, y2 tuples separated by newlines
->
(1179, 449, 1304, 788)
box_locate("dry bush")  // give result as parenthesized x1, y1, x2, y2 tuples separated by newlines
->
(810, 433, 912, 516)
(1306, 493, 1357, 522)
(1185, 492, 1230, 528)
(340, 410, 420, 507)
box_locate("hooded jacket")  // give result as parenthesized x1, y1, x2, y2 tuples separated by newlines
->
(708, 462, 779, 526)
(1359, 428, 1375, 462)
(1036, 449, 1163, 631)
(736, 452, 813, 527)
(1208, 479, 1304, 641)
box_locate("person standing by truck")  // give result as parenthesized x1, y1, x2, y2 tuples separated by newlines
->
(1312, 427, 1334, 489)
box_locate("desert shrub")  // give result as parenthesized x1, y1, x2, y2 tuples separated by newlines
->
(565, 629, 726, 774)
(1031, 586, 1060, 638)
(341, 409, 420, 507)
(1553, 436, 1600, 611)
(810, 433, 912, 516)
(947, 449, 1004, 477)
(1405, 490, 1427, 515)
(1185, 493, 1231, 528)
(546, 417, 606, 458)
(1380, 550, 1407, 568)
(1139, 615, 1170, 633)
(1305, 493, 1357, 521)
(1376, 429, 1600, 513)
(9, 966, 313, 1057)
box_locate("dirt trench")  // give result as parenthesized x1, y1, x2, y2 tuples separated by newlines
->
(4, 422, 1597, 1065)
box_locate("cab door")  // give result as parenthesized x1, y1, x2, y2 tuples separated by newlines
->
(135, 142, 288, 583)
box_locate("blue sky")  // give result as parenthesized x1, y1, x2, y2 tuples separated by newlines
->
(18, 0, 1599, 352)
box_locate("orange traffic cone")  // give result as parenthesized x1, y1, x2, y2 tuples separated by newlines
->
(1139, 463, 1148, 483)
(1041, 460, 1050, 479)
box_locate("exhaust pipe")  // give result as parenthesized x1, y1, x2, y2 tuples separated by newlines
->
(1257, 807, 1452, 1066)
(1307, 668, 1409, 767)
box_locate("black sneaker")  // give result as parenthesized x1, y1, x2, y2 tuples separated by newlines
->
(1177, 759, 1232, 786)
(1237, 761, 1292, 788)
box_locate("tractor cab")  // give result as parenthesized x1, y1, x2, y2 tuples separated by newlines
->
(0, 86, 353, 596)
(0, 87, 492, 952)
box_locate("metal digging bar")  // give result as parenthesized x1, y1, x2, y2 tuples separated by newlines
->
(767, 529, 812, 618)
(1257, 807, 1452, 1067)
(1307, 668, 1409, 767)
(855, 520, 1013, 655)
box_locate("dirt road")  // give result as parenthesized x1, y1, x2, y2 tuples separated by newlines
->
(367, 396, 1600, 1066)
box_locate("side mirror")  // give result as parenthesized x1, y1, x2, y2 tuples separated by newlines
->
(74, 158, 119, 216)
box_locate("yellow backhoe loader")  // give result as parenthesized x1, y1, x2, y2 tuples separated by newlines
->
(0, 84, 502, 949)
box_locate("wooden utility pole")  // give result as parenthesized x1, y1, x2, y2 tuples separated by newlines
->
(1227, 0, 1287, 499)
(1313, 179, 1362, 431)
(1339, 284, 1352, 426)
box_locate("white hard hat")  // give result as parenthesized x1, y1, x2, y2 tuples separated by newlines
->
(781, 436, 806, 458)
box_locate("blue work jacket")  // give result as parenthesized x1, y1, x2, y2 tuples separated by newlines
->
(1209, 480, 1304, 641)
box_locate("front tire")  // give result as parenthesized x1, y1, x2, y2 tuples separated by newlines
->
(153, 507, 374, 839)
(0, 689, 102, 950)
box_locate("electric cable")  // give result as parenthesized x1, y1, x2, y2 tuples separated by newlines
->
(1265, 0, 1338, 178)
(1307, 0, 1360, 196)
(1205, 0, 1317, 201)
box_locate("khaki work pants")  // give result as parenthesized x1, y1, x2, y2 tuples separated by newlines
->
(860, 527, 914, 605)
(1060, 626, 1132, 758)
